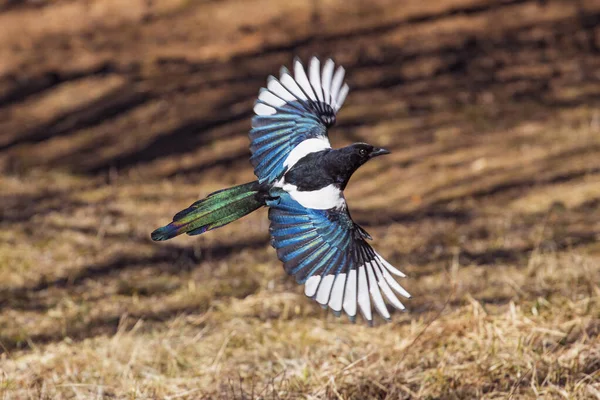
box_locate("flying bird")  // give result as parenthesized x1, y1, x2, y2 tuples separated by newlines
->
(151, 57, 410, 324)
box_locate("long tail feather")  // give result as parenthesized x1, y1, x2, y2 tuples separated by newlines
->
(151, 181, 265, 241)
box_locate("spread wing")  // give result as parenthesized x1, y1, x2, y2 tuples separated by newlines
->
(268, 192, 410, 324)
(249, 57, 350, 184)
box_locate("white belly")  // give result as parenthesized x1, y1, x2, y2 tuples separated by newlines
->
(283, 183, 346, 210)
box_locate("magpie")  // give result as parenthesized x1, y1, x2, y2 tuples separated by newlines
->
(151, 57, 410, 324)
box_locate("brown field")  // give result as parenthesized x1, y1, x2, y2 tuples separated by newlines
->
(1, 0, 600, 398)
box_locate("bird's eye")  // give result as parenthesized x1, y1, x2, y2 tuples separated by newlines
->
(359, 149, 367, 156)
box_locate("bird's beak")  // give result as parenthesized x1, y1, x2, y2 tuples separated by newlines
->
(370, 147, 391, 158)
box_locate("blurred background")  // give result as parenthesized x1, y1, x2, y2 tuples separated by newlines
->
(0, 0, 599, 398)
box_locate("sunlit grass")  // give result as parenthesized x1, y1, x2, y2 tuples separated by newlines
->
(1, 105, 599, 398)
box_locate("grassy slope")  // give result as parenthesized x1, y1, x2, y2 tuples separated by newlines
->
(1, 0, 600, 398)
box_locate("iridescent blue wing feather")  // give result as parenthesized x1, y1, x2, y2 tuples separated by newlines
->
(250, 57, 350, 184)
(268, 192, 411, 324)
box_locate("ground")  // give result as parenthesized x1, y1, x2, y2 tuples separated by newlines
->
(0, 0, 599, 399)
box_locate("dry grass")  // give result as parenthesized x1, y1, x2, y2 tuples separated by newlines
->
(0, 254, 599, 399)
(1, 107, 599, 399)
(2, 0, 600, 398)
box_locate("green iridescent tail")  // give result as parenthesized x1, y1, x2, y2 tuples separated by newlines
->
(151, 181, 266, 241)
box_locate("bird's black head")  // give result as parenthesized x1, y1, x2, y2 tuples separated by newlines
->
(328, 142, 391, 189)
(346, 142, 391, 165)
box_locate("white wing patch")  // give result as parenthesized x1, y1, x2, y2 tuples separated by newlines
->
(374, 263, 406, 310)
(328, 273, 346, 312)
(309, 58, 324, 103)
(357, 266, 372, 321)
(280, 72, 308, 101)
(266, 76, 296, 102)
(336, 84, 349, 112)
(258, 90, 287, 108)
(254, 56, 350, 121)
(375, 251, 407, 278)
(304, 275, 321, 297)
(304, 254, 410, 323)
(330, 66, 345, 110)
(367, 262, 390, 320)
(253, 103, 276, 116)
(316, 274, 335, 305)
(321, 59, 334, 105)
(342, 269, 357, 317)
(294, 61, 317, 102)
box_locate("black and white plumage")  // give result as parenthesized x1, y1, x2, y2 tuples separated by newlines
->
(152, 57, 410, 324)
(250, 57, 346, 186)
